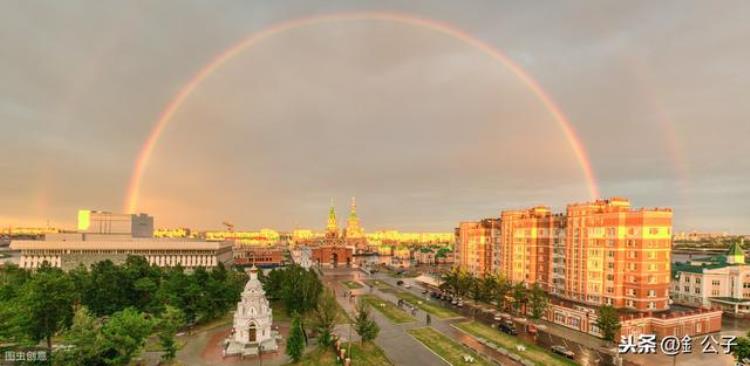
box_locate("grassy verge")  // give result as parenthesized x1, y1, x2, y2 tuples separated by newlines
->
(363, 279, 391, 291)
(455, 321, 578, 366)
(272, 300, 351, 325)
(293, 342, 393, 366)
(341, 280, 363, 289)
(190, 312, 233, 332)
(408, 327, 493, 366)
(395, 291, 460, 319)
(359, 294, 415, 324)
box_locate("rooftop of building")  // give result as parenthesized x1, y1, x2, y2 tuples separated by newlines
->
(9, 239, 232, 251)
(709, 297, 750, 304)
(549, 295, 719, 320)
(673, 239, 747, 276)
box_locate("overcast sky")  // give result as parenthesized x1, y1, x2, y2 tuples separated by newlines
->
(1, 1, 749, 232)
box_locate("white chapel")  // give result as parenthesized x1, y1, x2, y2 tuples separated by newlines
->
(224, 266, 279, 357)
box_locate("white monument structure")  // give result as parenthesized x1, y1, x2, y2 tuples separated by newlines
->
(224, 266, 279, 357)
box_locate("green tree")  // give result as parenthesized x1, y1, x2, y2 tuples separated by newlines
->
(528, 283, 548, 320)
(0, 263, 30, 300)
(353, 301, 379, 344)
(595, 305, 621, 343)
(286, 315, 305, 363)
(731, 330, 750, 364)
(17, 264, 76, 353)
(157, 305, 185, 361)
(480, 275, 498, 303)
(84, 260, 130, 316)
(53, 306, 103, 365)
(467, 275, 483, 304)
(100, 307, 154, 366)
(493, 275, 511, 312)
(123, 255, 162, 314)
(311, 289, 338, 347)
(510, 283, 527, 315)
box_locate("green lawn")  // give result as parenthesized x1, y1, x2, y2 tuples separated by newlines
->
(395, 291, 460, 319)
(363, 279, 391, 290)
(293, 342, 393, 366)
(408, 327, 493, 366)
(359, 294, 415, 324)
(272, 300, 350, 325)
(190, 312, 233, 332)
(455, 321, 578, 366)
(341, 280, 363, 289)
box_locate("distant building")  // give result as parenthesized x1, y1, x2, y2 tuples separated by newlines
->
(10, 210, 230, 270)
(672, 240, 750, 317)
(290, 247, 313, 269)
(77, 210, 153, 238)
(673, 231, 730, 242)
(234, 245, 284, 268)
(11, 239, 232, 270)
(414, 247, 436, 265)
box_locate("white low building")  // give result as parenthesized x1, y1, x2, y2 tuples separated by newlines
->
(10, 239, 233, 270)
(672, 240, 750, 317)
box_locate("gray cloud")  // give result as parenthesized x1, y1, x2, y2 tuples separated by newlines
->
(1, 1, 749, 232)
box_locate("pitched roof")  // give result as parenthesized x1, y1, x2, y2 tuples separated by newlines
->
(727, 240, 745, 257)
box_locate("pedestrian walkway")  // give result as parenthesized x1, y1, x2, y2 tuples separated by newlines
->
(365, 273, 523, 366)
(324, 269, 450, 366)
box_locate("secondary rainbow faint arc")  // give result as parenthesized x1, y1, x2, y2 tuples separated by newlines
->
(124, 11, 600, 213)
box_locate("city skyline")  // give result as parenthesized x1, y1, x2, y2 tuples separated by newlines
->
(2, 1, 750, 231)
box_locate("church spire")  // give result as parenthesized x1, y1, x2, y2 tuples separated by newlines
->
(349, 197, 358, 219)
(326, 199, 338, 238)
(345, 196, 363, 239)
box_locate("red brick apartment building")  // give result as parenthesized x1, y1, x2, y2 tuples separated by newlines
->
(454, 219, 499, 276)
(563, 197, 673, 312)
(499, 207, 564, 291)
(455, 197, 722, 338)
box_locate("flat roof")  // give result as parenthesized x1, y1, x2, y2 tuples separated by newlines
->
(709, 297, 750, 304)
(10, 239, 232, 251)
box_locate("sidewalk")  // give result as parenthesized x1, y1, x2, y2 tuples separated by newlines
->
(324, 269, 449, 366)
(366, 272, 523, 366)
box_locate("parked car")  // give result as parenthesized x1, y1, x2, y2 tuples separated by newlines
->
(499, 322, 518, 335)
(404, 283, 412, 289)
(396, 280, 404, 286)
(551, 345, 575, 359)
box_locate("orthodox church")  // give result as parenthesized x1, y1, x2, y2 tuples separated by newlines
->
(224, 266, 278, 357)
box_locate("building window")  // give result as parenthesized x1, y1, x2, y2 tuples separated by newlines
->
(648, 290, 656, 297)
(712, 280, 720, 286)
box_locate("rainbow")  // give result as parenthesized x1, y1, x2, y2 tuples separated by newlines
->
(124, 11, 600, 213)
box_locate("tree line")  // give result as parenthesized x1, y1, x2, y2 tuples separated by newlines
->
(440, 267, 622, 342)
(259, 264, 379, 363)
(0, 256, 247, 365)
